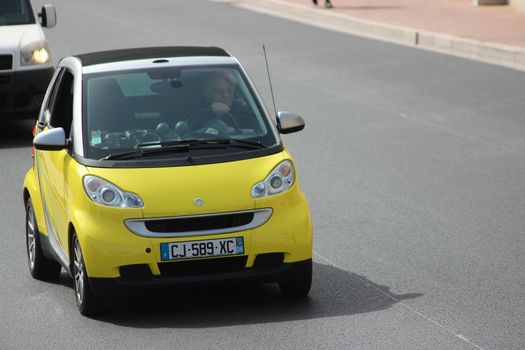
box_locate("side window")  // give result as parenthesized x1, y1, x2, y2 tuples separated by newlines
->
(38, 68, 64, 127)
(48, 70, 74, 137)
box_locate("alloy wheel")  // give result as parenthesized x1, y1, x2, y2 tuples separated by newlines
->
(73, 237, 85, 306)
(26, 204, 36, 270)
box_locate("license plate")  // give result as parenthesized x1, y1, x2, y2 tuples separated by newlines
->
(160, 237, 244, 261)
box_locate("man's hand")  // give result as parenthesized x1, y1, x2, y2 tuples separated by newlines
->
(211, 102, 230, 115)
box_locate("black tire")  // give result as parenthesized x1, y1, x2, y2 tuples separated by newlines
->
(71, 233, 105, 316)
(278, 261, 312, 297)
(26, 198, 61, 279)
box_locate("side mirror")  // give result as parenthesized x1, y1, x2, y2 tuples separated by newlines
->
(33, 128, 67, 151)
(39, 4, 57, 28)
(276, 111, 305, 134)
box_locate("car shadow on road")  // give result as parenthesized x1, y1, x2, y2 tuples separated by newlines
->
(85, 262, 421, 328)
(0, 119, 35, 149)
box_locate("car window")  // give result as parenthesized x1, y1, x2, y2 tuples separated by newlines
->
(0, 0, 35, 26)
(82, 65, 277, 160)
(48, 70, 74, 137)
(38, 68, 64, 126)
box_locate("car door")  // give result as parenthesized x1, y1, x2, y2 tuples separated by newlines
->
(37, 69, 74, 254)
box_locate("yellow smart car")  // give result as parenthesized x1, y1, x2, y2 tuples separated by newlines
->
(23, 47, 312, 315)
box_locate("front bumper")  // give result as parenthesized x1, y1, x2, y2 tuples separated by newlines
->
(89, 259, 312, 297)
(0, 67, 53, 117)
(76, 188, 312, 279)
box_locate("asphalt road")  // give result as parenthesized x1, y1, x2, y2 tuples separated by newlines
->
(1, 0, 524, 349)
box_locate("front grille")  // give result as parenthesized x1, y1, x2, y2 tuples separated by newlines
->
(158, 256, 248, 278)
(145, 212, 254, 233)
(0, 55, 12, 70)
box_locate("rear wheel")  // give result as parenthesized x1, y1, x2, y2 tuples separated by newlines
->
(72, 233, 105, 316)
(26, 198, 61, 279)
(278, 261, 312, 297)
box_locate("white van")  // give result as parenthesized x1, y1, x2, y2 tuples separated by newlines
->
(0, 0, 56, 118)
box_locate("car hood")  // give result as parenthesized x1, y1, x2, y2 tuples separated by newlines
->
(86, 152, 286, 218)
(0, 24, 43, 52)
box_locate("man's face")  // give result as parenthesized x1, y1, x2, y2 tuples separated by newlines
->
(205, 76, 235, 107)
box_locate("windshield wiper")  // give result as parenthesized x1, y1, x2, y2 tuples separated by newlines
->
(100, 143, 190, 161)
(139, 138, 266, 149)
(100, 138, 266, 161)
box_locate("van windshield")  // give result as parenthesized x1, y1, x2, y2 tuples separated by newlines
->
(82, 65, 279, 161)
(0, 0, 35, 26)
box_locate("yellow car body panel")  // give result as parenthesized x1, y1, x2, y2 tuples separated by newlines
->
(51, 150, 313, 279)
(253, 149, 312, 264)
(88, 152, 285, 218)
(23, 164, 47, 235)
(66, 161, 145, 278)
(39, 150, 74, 248)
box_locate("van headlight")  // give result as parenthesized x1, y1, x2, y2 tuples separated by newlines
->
(21, 41, 51, 66)
(83, 175, 143, 208)
(251, 160, 295, 198)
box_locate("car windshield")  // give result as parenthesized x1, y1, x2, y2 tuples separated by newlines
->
(82, 65, 278, 160)
(0, 0, 35, 26)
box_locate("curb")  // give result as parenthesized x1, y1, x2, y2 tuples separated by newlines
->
(235, 0, 525, 72)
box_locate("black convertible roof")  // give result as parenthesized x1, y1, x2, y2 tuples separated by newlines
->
(74, 46, 230, 66)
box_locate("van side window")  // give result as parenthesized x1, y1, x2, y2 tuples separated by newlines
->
(48, 70, 74, 137)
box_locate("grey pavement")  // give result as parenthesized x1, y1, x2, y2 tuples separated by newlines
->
(1, 0, 524, 349)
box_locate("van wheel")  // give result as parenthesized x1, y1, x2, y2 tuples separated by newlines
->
(278, 261, 312, 297)
(72, 233, 105, 316)
(26, 198, 61, 279)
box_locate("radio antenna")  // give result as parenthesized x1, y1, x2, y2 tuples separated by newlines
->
(263, 45, 278, 118)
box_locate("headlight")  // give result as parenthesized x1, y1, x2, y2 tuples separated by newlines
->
(83, 175, 143, 208)
(21, 41, 51, 66)
(251, 160, 295, 198)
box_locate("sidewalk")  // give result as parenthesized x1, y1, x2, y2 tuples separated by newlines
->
(236, 0, 525, 71)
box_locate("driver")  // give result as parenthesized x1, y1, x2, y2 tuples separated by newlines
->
(187, 71, 239, 134)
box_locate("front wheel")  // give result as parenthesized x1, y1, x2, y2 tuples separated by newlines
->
(72, 233, 105, 316)
(26, 198, 61, 279)
(278, 261, 312, 297)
